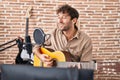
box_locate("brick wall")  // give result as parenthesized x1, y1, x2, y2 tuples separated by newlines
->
(0, 0, 120, 80)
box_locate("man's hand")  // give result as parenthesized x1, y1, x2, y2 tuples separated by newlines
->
(33, 45, 54, 67)
(68, 63, 82, 69)
(40, 54, 53, 67)
(33, 45, 41, 54)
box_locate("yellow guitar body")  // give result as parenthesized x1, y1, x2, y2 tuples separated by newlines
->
(34, 47, 66, 67)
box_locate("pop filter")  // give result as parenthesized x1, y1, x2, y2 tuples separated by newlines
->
(33, 28, 46, 45)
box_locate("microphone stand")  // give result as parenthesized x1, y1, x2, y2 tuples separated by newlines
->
(0, 39, 17, 52)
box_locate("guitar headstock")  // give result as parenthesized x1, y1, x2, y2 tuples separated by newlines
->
(26, 6, 32, 18)
(97, 61, 120, 75)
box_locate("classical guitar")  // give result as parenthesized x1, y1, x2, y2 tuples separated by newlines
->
(33, 47, 95, 69)
(34, 47, 120, 74)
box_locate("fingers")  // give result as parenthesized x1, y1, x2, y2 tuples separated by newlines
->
(41, 54, 54, 67)
(68, 64, 77, 68)
(44, 60, 54, 67)
(68, 63, 81, 69)
(42, 54, 52, 62)
(33, 45, 40, 51)
(17, 36, 24, 42)
(77, 63, 82, 69)
(33, 45, 40, 54)
(33, 45, 54, 67)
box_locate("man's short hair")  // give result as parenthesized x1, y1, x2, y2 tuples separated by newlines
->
(56, 4, 79, 20)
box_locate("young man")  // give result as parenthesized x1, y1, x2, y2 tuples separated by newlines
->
(33, 4, 92, 68)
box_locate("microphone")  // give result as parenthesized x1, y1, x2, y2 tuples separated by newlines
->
(33, 28, 46, 45)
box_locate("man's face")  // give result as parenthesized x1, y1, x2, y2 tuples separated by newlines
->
(57, 12, 73, 31)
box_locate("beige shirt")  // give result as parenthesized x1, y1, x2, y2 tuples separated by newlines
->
(44, 28, 92, 62)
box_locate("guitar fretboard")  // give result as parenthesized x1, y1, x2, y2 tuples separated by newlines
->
(56, 61, 120, 74)
(56, 61, 96, 70)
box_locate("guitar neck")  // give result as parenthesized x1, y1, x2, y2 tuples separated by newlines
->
(25, 6, 32, 41)
(56, 61, 120, 74)
(25, 18, 29, 37)
(57, 61, 96, 70)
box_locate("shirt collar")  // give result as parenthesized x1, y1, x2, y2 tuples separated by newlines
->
(59, 26, 81, 40)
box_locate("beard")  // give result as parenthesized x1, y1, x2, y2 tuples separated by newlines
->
(58, 23, 70, 31)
